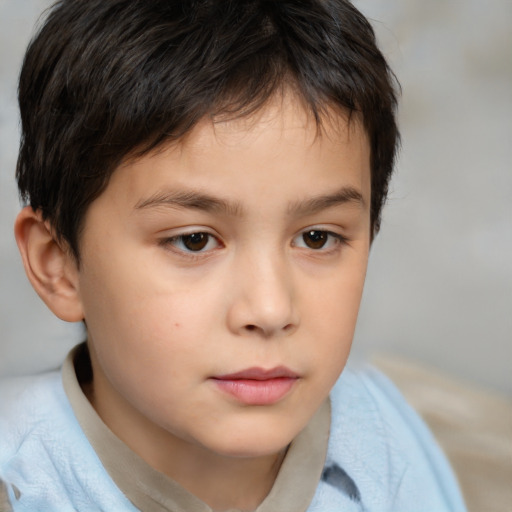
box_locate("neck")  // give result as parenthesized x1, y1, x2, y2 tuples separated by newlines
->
(160, 443, 287, 511)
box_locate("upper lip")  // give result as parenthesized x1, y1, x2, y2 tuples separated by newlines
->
(213, 366, 299, 381)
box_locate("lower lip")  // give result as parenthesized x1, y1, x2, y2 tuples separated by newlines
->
(212, 377, 297, 405)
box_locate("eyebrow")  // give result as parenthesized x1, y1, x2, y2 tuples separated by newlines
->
(134, 186, 365, 217)
(134, 190, 243, 216)
(287, 186, 366, 216)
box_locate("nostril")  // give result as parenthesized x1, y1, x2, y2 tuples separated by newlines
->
(243, 323, 295, 335)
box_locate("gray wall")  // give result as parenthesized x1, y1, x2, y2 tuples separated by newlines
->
(1, 1, 511, 395)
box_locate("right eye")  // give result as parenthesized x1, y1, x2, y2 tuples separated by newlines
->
(163, 232, 221, 253)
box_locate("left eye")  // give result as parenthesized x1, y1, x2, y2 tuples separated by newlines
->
(166, 232, 220, 252)
(293, 230, 344, 250)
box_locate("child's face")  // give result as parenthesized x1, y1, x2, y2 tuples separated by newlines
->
(76, 97, 371, 460)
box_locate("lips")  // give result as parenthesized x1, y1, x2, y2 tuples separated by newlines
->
(211, 366, 299, 405)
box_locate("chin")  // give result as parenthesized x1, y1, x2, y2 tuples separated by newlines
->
(202, 420, 299, 459)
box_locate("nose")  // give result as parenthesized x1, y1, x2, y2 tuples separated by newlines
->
(226, 249, 299, 338)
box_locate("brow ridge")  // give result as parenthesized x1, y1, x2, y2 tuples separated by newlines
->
(135, 186, 364, 217)
(287, 186, 365, 216)
(135, 190, 243, 216)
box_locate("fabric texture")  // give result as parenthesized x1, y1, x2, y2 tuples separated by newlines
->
(372, 354, 512, 512)
(0, 352, 466, 512)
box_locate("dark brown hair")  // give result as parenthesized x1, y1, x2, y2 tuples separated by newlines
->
(16, 0, 399, 259)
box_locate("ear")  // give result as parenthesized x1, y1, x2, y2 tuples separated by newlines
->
(14, 206, 84, 322)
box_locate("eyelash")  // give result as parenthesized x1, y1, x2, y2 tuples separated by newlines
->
(160, 232, 222, 257)
(292, 230, 349, 252)
(159, 228, 349, 258)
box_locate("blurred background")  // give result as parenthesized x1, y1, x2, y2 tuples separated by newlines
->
(0, 0, 511, 397)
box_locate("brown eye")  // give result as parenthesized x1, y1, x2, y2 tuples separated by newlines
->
(182, 233, 210, 251)
(302, 230, 328, 249)
(163, 231, 220, 254)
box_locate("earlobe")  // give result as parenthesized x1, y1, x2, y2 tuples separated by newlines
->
(14, 206, 84, 322)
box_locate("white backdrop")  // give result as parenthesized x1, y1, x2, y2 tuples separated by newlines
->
(1, 0, 511, 395)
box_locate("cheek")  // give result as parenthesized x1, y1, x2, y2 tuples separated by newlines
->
(306, 257, 367, 331)
(81, 261, 227, 394)
(303, 257, 367, 378)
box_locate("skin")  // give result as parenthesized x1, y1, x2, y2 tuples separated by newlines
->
(16, 95, 371, 511)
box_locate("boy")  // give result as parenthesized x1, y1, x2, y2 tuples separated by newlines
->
(0, 0, 466, 510)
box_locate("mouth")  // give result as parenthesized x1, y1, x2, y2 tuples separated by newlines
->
(211, 366, 299, 405)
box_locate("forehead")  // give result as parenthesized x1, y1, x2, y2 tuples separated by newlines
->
(180, 94, 366, 158)
(98, 95, 371, 216)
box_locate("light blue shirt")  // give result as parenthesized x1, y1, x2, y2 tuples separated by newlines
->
(0, 360, 466, 511)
